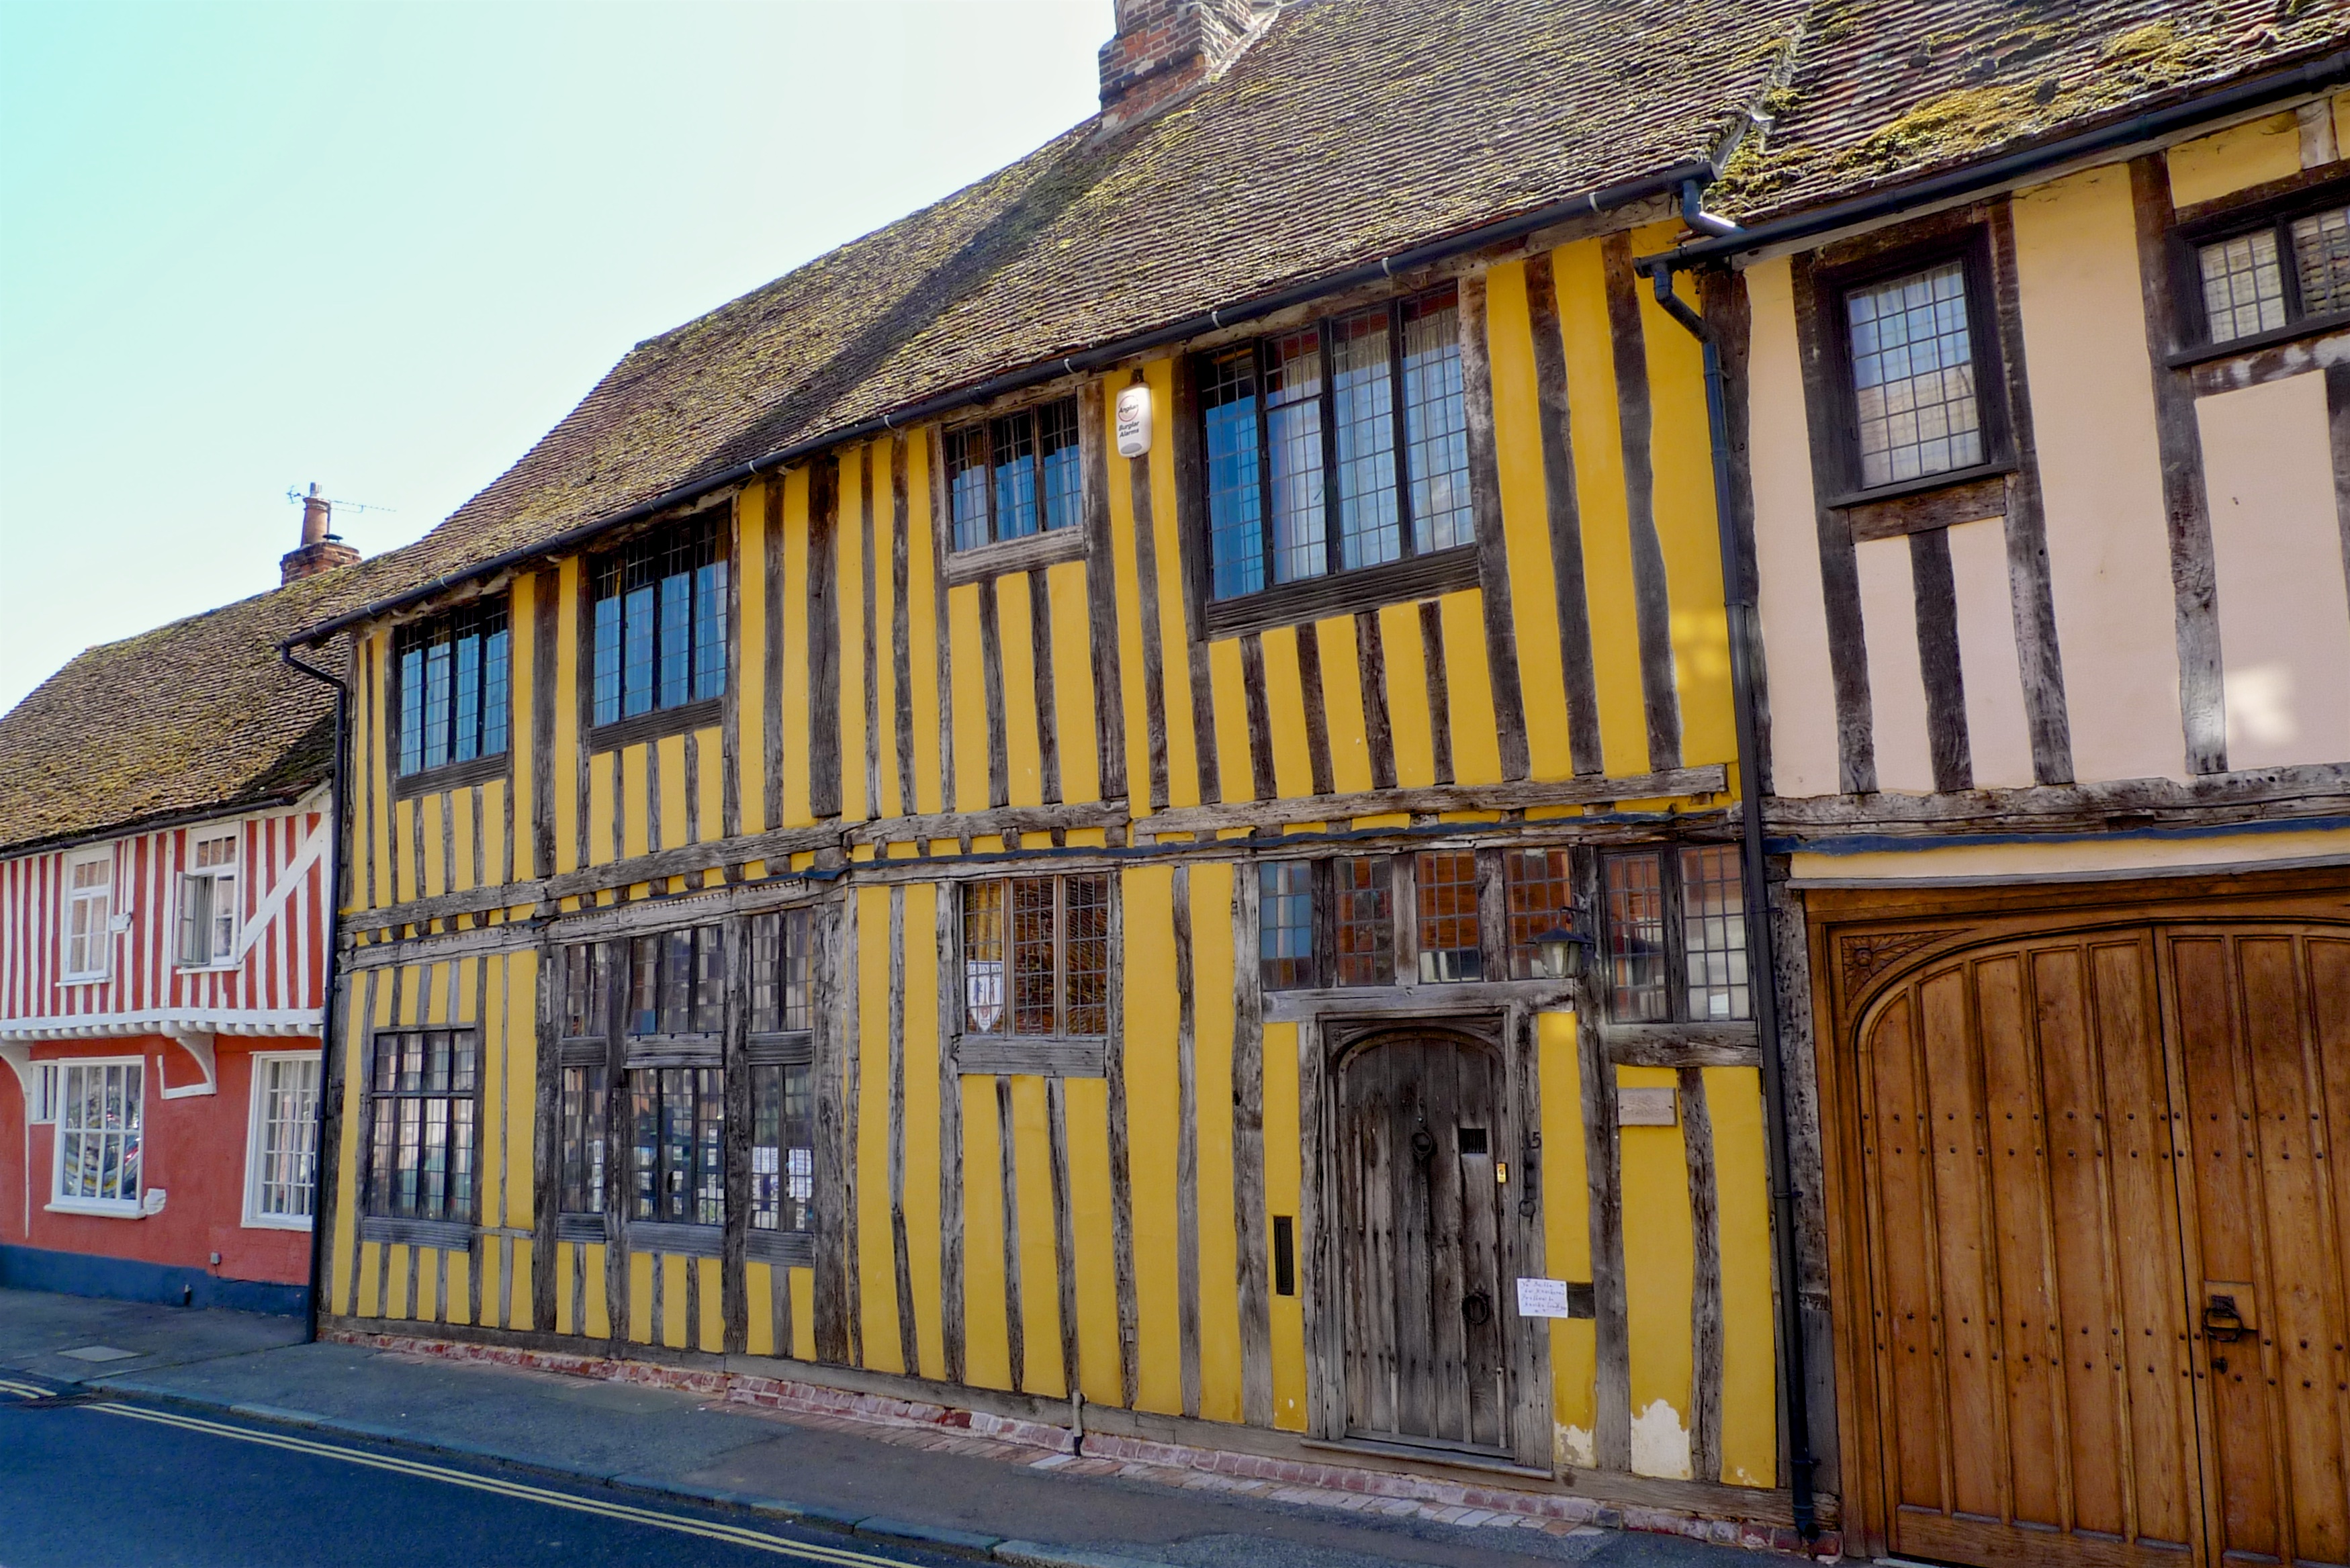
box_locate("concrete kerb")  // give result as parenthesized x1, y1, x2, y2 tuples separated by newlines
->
(71, 1373, 1171, 1568)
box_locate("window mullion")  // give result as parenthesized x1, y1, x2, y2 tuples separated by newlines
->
(1256, 346, 1278, 594)
(1390, 297, 1416, 559)
(1054, 879, 1067, 1038)
(983, 422, 1001, 547)
(1662, 853, 1688, 1023)
(1320, 316, 1343, 579)
(2278, 216, 2309, 322)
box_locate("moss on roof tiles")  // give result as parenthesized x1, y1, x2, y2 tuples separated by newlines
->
(1715, 0, 2350, 215)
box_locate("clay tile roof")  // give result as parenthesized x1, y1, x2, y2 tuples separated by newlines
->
(0, 554, 423, 856)
(316, 0, 1813, 609)
(1715, 0, 2350, 219)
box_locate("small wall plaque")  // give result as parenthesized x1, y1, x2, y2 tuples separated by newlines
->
(1618, 1086, 1678, 1127)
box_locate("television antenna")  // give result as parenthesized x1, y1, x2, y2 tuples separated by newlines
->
(285, 483, 396, 519)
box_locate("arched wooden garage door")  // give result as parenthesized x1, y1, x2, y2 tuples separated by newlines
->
(1839, 919, 2350, 1567)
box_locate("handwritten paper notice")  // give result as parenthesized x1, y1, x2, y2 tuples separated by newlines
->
(1516, 1277, 1574, 1319)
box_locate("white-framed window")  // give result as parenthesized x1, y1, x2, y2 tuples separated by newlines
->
(177, 831, 239, 968)
(62, 849, 113, 981)
(244, 1052, 320, 1228)
(32, 1062, 61, 1124)
(50, 1058, 144, 1215)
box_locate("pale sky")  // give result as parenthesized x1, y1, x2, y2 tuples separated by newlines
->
(0, 0, 1107, 714)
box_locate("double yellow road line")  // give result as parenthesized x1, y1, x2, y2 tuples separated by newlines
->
(0, 1383, 920, 1565)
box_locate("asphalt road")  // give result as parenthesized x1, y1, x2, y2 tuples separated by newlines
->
(0, 1380, 962, 1568)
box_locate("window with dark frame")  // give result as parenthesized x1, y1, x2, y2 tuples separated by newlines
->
(559, 1064, 606, 1215)
(395, 598, 510, 777)
(629, 1066, 723, 1227)
(365, 1029, 478, 1224)
(1843, 261, 1985, 490)
(1600, 846, 1750, 1024)
(961, 875, 1110, 1037)
(1198, 283, 1471, 602)
(590, 512, 728, 729)
(945, 396, 1084, 552)
(2189, 191, 2350, 347)
(746, 907, 815, 1239)
(629, 925, 725, 1036)
(1260, 862, 1314, 990)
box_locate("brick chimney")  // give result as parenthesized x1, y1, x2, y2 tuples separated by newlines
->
(1097, 0, 1274, 130)
(280, 482, 359, 585)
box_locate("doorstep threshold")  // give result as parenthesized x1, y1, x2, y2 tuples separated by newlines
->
(1300, 1434, 1551, 1480)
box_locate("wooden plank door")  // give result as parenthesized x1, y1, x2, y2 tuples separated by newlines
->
(1855, 930, 2205, 1567)
(1336, 1033, 1510, 1452)
(2166, 929, 2350, 1568)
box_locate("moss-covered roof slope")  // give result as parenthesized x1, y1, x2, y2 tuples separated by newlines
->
(1717, 0, 2350, 216)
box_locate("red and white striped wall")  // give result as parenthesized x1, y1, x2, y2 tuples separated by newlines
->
(0, 792, 332, 1046)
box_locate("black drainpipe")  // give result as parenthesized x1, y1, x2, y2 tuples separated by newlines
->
(1641, 207, 1818, 1542)
(280, 643, 349, 1345)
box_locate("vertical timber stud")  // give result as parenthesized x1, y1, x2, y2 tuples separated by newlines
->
(1678, 1064, 1723, 1485)
(1789, 255, 1876, 794)
(839, 878, 863, 1364)
(1456, 270, 1531, 780)
(1525, 252, 1606, 777)
(2328, 362, 2350, 604)
(937, 883, 966, 1383)
(1048, 1078, 1081, 1402)
(1079, 379, 1128, 802)
(1983, 201, 2073, 786)
(1172, 864, 1204, 1418)
(1126, 372, 1174, 811)
(1641, 246, 1820, 1537)
(808, 455, 844, 819)
(532, 941, 561, 1330)
(888, 886, 919, 1376)
(893, 437, 918, 816)
(603, 933, 631, 1346)
(929, 429, 959, 815)
(1170, 359, 1222, 805)
(1232, 868, 1273, 1427)
(1575, 852, 1631, 1469)
(531, 571, 559, 878)
(813, 894, 852, 1363)
(1029, 566, 1061, 806)
(764, 481, 787, 833)
(722, 498, 744, 853)
(2130, 154, 2228, 774)
(863, 450, 883, 819)
(978, 579, 1011, 809)
(723, 913, 752, 1353)
(1298, 1016, 1338, 1440)
(1600, 234, 1683, 772)
(1508, 1005, 1551, 1471)
(1106, 872, 1140, 1405)
(997, 1074, 1027, 1391)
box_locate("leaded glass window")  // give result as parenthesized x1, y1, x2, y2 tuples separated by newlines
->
(590, 512, 727, 726)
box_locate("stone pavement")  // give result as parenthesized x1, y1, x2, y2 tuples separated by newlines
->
(0, 1288, 1821, 1568)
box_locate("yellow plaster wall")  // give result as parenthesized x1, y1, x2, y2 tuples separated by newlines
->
(1617, 1064, 1694, 1480)
(2166, 109, 2302, 206)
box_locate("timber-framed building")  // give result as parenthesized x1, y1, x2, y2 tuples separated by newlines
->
(277, 2, 2350, 1559)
